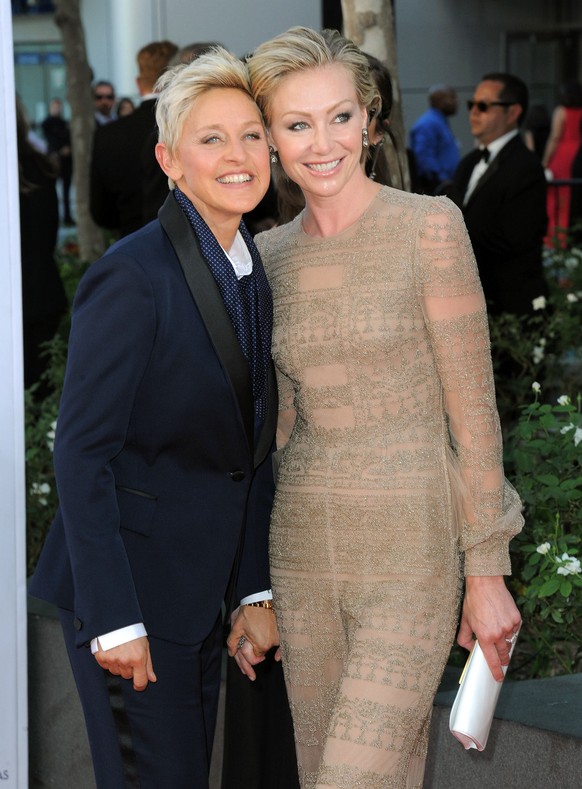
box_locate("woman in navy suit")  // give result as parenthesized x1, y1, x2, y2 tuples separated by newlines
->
(30, 48, 283, 788)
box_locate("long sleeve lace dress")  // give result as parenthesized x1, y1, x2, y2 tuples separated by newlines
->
(256, 186, 523, 789)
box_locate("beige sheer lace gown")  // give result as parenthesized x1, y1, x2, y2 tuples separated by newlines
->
(256, 186, 523, 789)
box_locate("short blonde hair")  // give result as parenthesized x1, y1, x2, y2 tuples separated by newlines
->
(155, 47, 254, 155)
(247, 27, 380, 127)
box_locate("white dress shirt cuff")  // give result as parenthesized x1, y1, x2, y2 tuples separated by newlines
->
(240, 589, 273, 605)
(90, 623, 148, 654)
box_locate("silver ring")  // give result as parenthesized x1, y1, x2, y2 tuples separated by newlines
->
(237, 636, 246, 650)
(505, 633, 517, 645)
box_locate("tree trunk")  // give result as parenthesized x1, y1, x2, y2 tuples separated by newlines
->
(53, 0, 105, 262)
(340, 0, 410, 191)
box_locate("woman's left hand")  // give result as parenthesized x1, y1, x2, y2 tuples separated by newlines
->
(457, 575, 521, 682)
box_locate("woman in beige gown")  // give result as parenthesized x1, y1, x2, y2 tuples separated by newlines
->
(245, 27, 523, 788)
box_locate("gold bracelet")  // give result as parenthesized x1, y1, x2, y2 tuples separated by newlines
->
(244, 599, 274, 610)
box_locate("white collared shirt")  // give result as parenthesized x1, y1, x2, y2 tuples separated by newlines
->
(463, 129, 519, 204)
(223, 230, 253, 279)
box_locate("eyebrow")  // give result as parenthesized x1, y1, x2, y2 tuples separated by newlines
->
(278, 99, 355, 120)
(194, 119, 264, 133)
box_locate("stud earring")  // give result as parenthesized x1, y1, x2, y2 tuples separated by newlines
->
(362, 128, 369, 148)
(269, 146, 279, 164)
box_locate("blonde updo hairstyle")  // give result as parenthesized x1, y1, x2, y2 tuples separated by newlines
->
(247, 26, 381, 129)
(155, 46, 258, 187)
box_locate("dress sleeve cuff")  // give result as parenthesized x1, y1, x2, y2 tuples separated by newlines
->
(463, 534, 512, 577)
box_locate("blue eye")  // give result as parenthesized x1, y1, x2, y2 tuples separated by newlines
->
(335, 112, 352, 124)
(203, 135, 220, 144)
(289, 121, 309, 131)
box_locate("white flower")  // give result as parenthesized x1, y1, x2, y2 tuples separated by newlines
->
(532, 345, 545, 363)
(31, 482, 51, 495)
(532, 381, 541, 393)
(30, 481, 51, 507)
(566, 293, 579, 303)
(536, 542, 551, 555)
(561, 423, 582, 445)
(46, 419, 57, 452)
(557, 395, 570, 406)
(532, 295, 547, 310)
(564, 255, 580, 271)
(556, 553, 581, 576)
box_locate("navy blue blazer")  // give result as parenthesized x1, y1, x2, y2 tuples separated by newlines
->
(29, 194, 277, 648)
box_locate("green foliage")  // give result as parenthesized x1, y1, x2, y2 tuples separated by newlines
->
(506, 391, 582, 677)
(25, 242, 88, 574)
(25, 338, 64, 574)
(460, 235, 582, 678)
(477, 239, 582, 678)
(488, 245, 582, 430)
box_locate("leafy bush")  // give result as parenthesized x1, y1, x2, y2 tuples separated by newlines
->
(506, 389, 582, 677)
(488, 245, 582, 431)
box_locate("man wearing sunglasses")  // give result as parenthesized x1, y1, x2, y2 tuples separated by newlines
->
(450, 72, 548, 316)
(93, 81, 117, 126)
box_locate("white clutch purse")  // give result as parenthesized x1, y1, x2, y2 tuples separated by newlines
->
(449, 632, 518, 751)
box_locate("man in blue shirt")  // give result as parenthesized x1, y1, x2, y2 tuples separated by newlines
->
(410, 84, 460, 194)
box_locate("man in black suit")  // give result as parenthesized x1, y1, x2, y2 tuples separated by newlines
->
(90, 40, 178, 237)
(450, 72, 548, 315)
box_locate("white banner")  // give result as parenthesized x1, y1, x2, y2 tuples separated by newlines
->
(0, 5, 28, 788)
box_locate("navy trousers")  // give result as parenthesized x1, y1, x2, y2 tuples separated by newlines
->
(60, 609, 223, 788)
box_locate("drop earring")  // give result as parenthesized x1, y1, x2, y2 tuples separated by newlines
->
(269, 146, 279, 164)
(362, 128, 369, 148)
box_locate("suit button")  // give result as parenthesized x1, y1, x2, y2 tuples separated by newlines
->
(73, 617, 83, 631)
(229, 470, 246, 482)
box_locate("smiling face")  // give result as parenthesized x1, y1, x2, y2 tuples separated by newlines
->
(155, 88, 270, 245)
(267, 63, 369, 201)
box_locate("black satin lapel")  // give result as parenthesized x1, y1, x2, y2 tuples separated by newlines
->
(254, 360, 278, 466)
(466, 134, 524, 206)
(158, 195, 254, 450)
